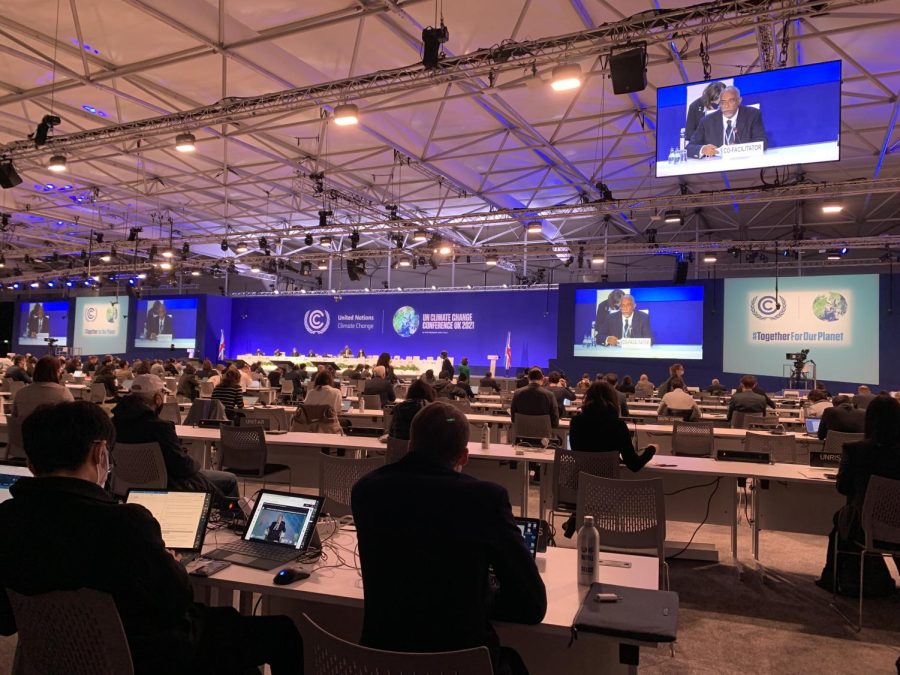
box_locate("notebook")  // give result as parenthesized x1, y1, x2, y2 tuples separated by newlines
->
(204, 490, 324, 570)
(125, 490, 213, 554)
(0, 466, 31, 503)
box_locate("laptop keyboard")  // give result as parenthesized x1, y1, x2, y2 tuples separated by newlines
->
(221, 539, 299, 561)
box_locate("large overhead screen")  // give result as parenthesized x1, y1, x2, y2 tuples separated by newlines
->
(656, 61, 841, 178)
(16, 300, 69, 347)
(573, 286, 704, 360)
(723, 275, 879, 384)
(72, 296, 129, 354)
(133, 297, 199, 349)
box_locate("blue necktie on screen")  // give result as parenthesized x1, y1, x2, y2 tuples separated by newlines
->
(725, 119, 733, 145)
(624, 318, 631, 338)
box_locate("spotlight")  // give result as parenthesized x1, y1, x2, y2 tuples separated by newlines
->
(826, 249, 843, 261)
(663, 210, 683, 224)
(32, 114, 61, 147)
(646, 227, 658, 244)
(728, 246, 741, 259)
(595, 182, 613, 201)
(592, 253, 605, 265)
(94, 232, 104, 244)
(333, 103, 359, 126)
(413, 229, 428, 242)
(438, 243, 452, 255)
(258, 237, 268, 250)
(304, 233, 313, 246)
(550, 63, 582, 92)
(349, 230, 360, 249)
(0, 161, 22, 189)
(161, 248, 174, 258)
(128, 227, 142, 242)
(318, 210, 332, 227)
(320, 236, 332, 246)
(822, 202, 843, 214)
(235, 242, 248, 253)
(250, 265, 261, 273)
(422, 23, 449, 69)
(29, 281, 39, 289)
(174, 132, 196, 152)
(182, 242, 190, 257)
(47, 154, 67, 172)
(100, 254, 111, 262)
(160, 261, 173, 270)
(317, 260, 328, 270)
(485, 255, 498, 266)
(703, 254, 718, 263)
(220, 239, 229, 251)
(398, 257, 411, 267)
(526, 220, 542, 234)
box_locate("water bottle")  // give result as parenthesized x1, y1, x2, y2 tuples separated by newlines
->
(668, 147, 676, 165)
(481, 423, 490, 450)
(359, 395, 366, 412)
(679, 127, 686, 152)
(577, 515, 600, 586)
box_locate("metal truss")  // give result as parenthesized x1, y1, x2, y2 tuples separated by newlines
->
(0, 0, 882, 161)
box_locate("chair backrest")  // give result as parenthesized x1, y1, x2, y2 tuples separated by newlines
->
(731, 411, 768, 429)
(575, 474, 666, 583)
(8, 588, 134, 675)
(301, 613, 492, 675)
(199, 380, 215, 398)
(8, 380, 26, 397)
(292, 404, 341, 434)
(5, 415, 26, 460)
(89, 382, 107, 403)
(554, 448, 619, 508)
(385, 436, 410, 464)
(219, 425, 268, 475)
(671, 421, 715, 457)
(511, 413, 552, 444)
(861, 475, 900, 549)
(184, 399, 227, 425)
(318, 454, 385, 517)
(393, 385, 408, 399)
(281, 379, 294, 395)
(743, 432, 797, 463)
(446, 398, 472, 413)
(362, 394, 383, 410)
(109, 442, 168, 496)
(159, 401, 181, 425)
(822, 430, 865, 456)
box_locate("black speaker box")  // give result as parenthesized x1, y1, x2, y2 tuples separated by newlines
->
(673, 260, 689, 284)
(609, 45, 647, 95)
(0, 162, 22, 189)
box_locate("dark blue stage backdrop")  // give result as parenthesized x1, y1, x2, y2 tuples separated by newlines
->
(229, 289, 557, 369)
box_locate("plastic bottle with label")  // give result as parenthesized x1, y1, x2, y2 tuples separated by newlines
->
(481, 424, 491, 450)
(359, 395, 366, 412)
(577, 515, 600, 586)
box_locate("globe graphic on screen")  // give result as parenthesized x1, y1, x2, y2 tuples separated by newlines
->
(105, 305, 118, 323)
(392, 306, 420, 337)
(812, 292, 847, 322)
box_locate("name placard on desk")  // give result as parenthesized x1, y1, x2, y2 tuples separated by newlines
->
(618, 338, 652, 349)
(720, 141, 764, 159)
(809, 450, 841, 468)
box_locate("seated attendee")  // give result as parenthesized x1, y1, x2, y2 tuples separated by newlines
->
(547, 371, 576, 418)
(705, 378, 726, 395)
(176, 364, 200, 400)
(389, 380, 435, 440)
(806, 389, 832, 418)
(267, 367, 283, 388)
(211, 368, 244, 419)
(352, 402, 546, 674)
(83, 355, 100, 375)
(852, 385, 876, 411)
(455, 373, 475, 400)
(514, 369, 529, 389)
(817, 395, 866, 440)
(11, 355, 74, 419)
(510, 367, 559, 428)
(93, 362, 119, 399)
(134, 360, 152, 376)
(363, 365, 396, 407)
(816, 395, 900, 595)
(657, 378, 701, 421)
(0, 401, 302, 674)
(197, 359, 216, 380)
(150, 360, 166, 377)
(207, 364, 226, 387)
(237, 361, 253, 391)
(479, 372, 501, 393)
(603, 373, 630, 417)
(4, 355, 32, 384)
(432, 371, 456, 399)
(634, 374, 655, 399)
(302, 370, 342, 434)
(295, 363, 309, 383)
(657, 364, 686, 397)
(815, 381, 833, 398)
(726, 375, 768, 422)
(164, 359, 179, 377)
(346, 364, 365, 380)
(115, 359, 134, 382)
(574, 373, 592, 395)
(420, 369, 436, 385)
(114, 374, 238, 500)
(751, 383, 776, 409)
(617, 375, 636, 395)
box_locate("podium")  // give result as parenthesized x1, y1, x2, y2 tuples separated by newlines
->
(487, 355, 499, 377)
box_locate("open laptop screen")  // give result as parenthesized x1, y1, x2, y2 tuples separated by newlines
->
(244, 491, 324, 551)
(805, 418, 821, 434)
(0, 467, 31, 503)
(126, 490, 213, 552)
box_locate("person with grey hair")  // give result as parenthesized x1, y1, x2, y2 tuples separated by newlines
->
(598, 293, 653, 346)
(686, 83, 767, 158)
(112, 373, 239, 501)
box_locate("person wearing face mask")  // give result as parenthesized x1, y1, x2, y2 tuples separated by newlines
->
(111, 374, 238, 502)
(352, 402, 546, 675)
(0, 400, 305, 674)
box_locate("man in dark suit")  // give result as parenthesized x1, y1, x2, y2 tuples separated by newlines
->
(4, 355, 32, 384)
(362, 365, 396, 407)
(479, 373, 501, 393)
(26, 303, 50, 337)
(726, 375, 768, 423)
(852, 385, 876, 411)
(510, 367, 559, 428)
(686, 85, 767, 159)
(546, 371, 576, 418)
(817, 395, 866, 440)
(144, 300, 174, 340)
(0, 401, 303, 674)
(598, 294, 652, 346)
(352, 402, 546, 675)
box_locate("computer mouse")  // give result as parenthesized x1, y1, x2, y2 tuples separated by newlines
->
(273, 568, 310, 585)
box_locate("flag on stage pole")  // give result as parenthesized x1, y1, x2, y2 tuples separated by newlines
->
(217, 329, 226, 361)
(504, 331, 512, 372)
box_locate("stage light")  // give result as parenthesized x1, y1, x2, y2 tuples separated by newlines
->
(422, 24, 449, 69)
(438, 243, 452, 255)
(258, 237, 268, 250)
(703, 254, 717, 263)
(320, 236, 332, 246)
(191, 270, 201, 277)
(304, 233, 313, 246)
(728, 246, 741, 258)
(349, 230, 360, 249)
(592, 253, 605, 265)
(65, 280, 74, 288)
(822, 202, 843, 214)
(220, 239, 228, 251)
(137, 273, 147, 279)
(33, 114, 60, 147)
(29, 281, 39, 288)
(526, 220, 542, 234)
(161, 248, 174, 258)
(235, 242, 248, 253)
(47, 154, 67, 172)
(826, 251, 842, 260)
(413, 229, 428, 242)
(100, 254, 111, 262)
(663, 210, 683, 224)
(250, 265, 261, 273)
(12, 283, 20, 290)
(840, 246, 848, 255)
(175, 132, 196, 152)
(128, 227, 142, 242)
(160, 261, 173, 270)
(333, 103, 359, 126)
(317, 260, 328, 270)
(550, 63, 582, 92)
(398, 257, 411, 267)
(318, 210, 332, 227)
(485, 255, 498, 266)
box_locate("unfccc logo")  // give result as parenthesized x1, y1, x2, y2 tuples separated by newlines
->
(750, 295, 786, 320)
(85, 306, 98, 322)
(303, 309, 330, 334)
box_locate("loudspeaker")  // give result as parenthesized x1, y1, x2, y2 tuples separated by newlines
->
(609, 45, 647, 95)
(0, 162, 22, 189)
(673, 260, 689, 284)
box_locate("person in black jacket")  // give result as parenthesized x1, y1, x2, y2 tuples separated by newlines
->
(363, 365, 396, 407)
(439, 350, 454, 378)
(0, 401, 303, 675)
(479, 372, 501, 393)
(816, 395, 900, 595)
(4, 355, 32, 384)
(389, 380, 435, 440)
(818, 395, 866, 440)
(352, 401, 546, 675)
(546, 371, 575, 418)
(113, 374, 238, 502)
(510, 368, 559, 428)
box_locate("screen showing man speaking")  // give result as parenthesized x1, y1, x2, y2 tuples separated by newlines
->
(72, 295, 129, 355)
(133, 297, 198, 349)
(723, 275, 879, 384)
(16, 300, 69, 347)
(573, 286, 704, 360)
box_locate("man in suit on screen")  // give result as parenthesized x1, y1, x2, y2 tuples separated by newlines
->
(686, 85, 767, 159)
(599, 294, 653, 346)
(144, 300, 174, 340)
(26, 303, 50, 337)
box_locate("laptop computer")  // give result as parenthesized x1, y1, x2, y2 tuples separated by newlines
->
(242, 395, 260, 407)
(205, 490, 325, 570)
(805, 418, 821, 436)
(0, 466, 31, 503)
(341, 399, 352, 412)
(125, 490, 213, 560)
(514, 517, 541, 559)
